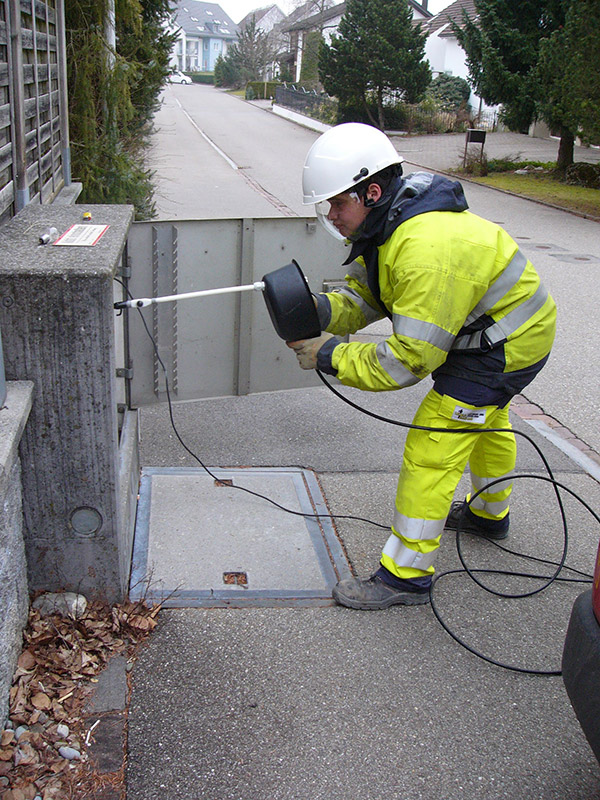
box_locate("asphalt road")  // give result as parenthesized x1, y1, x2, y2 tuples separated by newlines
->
(124, 84, 600, 800)
(147, 85, 317, 219)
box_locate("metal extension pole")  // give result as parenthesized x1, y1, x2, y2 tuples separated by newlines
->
(114, 281, 266, 309)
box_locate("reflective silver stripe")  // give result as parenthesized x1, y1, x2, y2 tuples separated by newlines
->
(484, 283, 549, 344)
(464, 250, 528, 326)
(453, 329, 483, 350)
(382, 533, 439, 571)
(393, 314, 455, 352)
(471, 471, 514, 495)
(453, 283, 549, 350)
(469, 495, 510, 516)
(375, 341, 421, 387)
(393, 510, 447, 541)
(345, 260, 366, 282)
(337, 286, 382, 324)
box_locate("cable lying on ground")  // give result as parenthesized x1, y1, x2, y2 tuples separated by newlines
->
(122, 286, 596, 675)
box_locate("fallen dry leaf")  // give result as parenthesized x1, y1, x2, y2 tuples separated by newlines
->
(0, 745, 15, 761)
(1, 597, 160, 799)
(17, 652, 36, 671)
(128, 614, 157, 632)
(1, 730, 15, 746)
(13, 742, 39, 767)
(30, 693, 51, 711)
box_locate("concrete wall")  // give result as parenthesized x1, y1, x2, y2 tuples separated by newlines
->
(0, 382, 34, 723)
(0, 204, 134, 602)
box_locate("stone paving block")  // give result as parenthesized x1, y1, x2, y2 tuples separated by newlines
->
(512, 403, 542, 417)
(552, 426, 577, 439)
(84, 656, 128, 714)
(571, 438, 595, 453)
(85, 711, 126, 775)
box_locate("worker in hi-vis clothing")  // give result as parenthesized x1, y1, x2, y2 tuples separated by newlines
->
(288, 122, 556, 611)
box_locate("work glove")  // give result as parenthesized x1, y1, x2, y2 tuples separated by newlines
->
(287, 332, 335, 370)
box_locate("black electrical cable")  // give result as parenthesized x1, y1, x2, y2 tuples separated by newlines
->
(431, 473, 598, 674)
(315, 369, 572, 599)
(117, 282, 596, 674)
(428, 569, 582, 676)
(122, 290, 390, 530)
(454, 474, 597, 599)
(315, 370, 596, 676)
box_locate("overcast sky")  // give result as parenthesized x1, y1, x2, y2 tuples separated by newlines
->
(219, 0, 454, 26)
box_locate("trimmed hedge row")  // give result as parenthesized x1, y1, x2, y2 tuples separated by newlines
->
(245, 81, 280, 100)
(189, 72, 214, 84)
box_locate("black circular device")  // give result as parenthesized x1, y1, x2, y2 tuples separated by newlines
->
(262, 260, 321, 341)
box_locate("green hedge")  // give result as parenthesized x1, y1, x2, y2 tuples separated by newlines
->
(190, 72, 214, 84)
(336, 99, 471, 134)
(245, 81, 280, 100)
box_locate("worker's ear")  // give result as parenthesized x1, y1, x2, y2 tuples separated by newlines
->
(364, 183, 382, 207)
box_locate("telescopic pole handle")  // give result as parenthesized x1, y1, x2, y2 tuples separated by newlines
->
(114, 281, 266, 310)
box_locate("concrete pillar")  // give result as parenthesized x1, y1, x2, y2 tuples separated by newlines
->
(0, 204, 134, 601)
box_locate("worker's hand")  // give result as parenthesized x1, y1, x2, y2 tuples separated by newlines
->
(287, 332, 335, 370)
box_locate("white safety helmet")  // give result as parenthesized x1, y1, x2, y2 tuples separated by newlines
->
(302, 122, 404, 205)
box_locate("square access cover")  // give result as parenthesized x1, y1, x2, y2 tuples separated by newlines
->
(129, 467, 351, 608)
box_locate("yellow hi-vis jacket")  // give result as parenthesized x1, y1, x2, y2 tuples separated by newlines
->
(316, 202, 556, 400)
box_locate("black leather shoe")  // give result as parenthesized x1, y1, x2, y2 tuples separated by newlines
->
(332, 575, 430, 610)
(445, 500, 509, 540)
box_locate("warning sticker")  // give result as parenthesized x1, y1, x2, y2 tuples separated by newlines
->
(451, 405, 487, 424)
(53, 224, 109, 246)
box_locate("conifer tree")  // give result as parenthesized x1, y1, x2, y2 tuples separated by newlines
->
(452, 0, 556, 132)
(228, 18, 275, 84)
(319, 0, 431, 129)
(537, 0, 600, 156)
(451, 0, 594, 170)
(65, 0, 175, 217)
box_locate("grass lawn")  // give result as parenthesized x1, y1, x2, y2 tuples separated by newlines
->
(469, 173, 600, 218)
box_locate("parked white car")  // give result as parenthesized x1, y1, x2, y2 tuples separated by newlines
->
(168, 70, 192, 85)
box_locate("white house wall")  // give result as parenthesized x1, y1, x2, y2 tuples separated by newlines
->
(425, 28, 495, 114)
(295, 10, 343, 81)
(322, 11, 343, 45)
(260, 6, 286, 33)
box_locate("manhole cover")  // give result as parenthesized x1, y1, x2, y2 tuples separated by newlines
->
(129, 467, 351, 608)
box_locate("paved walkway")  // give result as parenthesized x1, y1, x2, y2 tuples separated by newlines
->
(121, 100, 600, 800)
(393, 130, 600, 173)
(259, 98, 600, 172)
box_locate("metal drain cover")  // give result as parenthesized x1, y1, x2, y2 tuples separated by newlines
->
(129, 467, 351, 608)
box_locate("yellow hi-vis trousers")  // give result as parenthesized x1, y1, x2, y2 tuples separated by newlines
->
(380, 389, 517, 580)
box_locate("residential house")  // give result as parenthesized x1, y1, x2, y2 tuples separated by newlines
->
(238, 4, 287, 33)
(238, 5, 288, 79)
(278, 1, 341, 82)
(422, 0, 494, 115)
(282, 1, 432, 84)
(169, 1, 238, 72)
